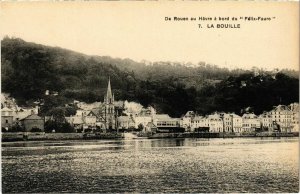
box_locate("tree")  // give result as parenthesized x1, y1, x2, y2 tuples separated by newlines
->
(47, 107, 66, 123)
(138, 123, 144, 131)
(45, 120, 58, 133)
(1, 37, 299, 118)
(45, 120, 74, 133)
(10, 124, 25, 132)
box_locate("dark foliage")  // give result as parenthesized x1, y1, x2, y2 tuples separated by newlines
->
(45, 120, 74, 133)
(1, 37, 299, 118)
(1, 37, 137, 107)
(10, 124, 25, 132)
(31, 127, 42, 132)
(204, 73, 299, 115)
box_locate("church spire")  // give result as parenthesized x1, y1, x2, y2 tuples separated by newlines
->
(106, 77, 113, 103)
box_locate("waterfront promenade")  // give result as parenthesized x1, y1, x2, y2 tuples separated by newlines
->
(2, 131, 298, 142)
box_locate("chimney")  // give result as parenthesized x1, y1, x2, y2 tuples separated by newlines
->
(35, 106, 39, 114)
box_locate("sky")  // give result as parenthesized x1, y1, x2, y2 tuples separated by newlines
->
(1, 2, 299, 70)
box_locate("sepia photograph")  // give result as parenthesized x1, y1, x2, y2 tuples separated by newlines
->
(0, 1, 299, 193)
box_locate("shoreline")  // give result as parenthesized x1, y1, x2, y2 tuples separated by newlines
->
(148, 131, 298, 139)
(1, 132, 124, 142)
(1, 131, 298, 142)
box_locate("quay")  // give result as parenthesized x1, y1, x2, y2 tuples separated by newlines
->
(148, 132, 298, 139)
(1, 132, 124, 142)
(2, 131, 298, 142)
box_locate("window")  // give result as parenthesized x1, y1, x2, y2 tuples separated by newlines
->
(6, 119, 8, 123)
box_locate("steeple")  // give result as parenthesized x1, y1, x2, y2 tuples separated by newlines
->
(106, 77, 113, 104)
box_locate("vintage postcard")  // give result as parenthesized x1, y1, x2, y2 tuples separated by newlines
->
(0, 1, 299, 193)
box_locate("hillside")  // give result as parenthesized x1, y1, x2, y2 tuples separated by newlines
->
(1, 37, 299, 117)
(1, 37, 137, 103)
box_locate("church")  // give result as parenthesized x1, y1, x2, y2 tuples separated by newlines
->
(66, 77, 124, 132)
(102, 77, 116, 130)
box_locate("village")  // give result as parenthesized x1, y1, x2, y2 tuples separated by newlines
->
(1, 78, 299, 140)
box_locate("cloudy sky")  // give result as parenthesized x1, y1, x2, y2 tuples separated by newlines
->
(1, 2, 299, 70)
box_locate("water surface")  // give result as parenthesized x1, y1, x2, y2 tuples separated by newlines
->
(2, 137, 299, 193)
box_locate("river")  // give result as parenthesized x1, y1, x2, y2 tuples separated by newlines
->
(2, 137, 299, 193)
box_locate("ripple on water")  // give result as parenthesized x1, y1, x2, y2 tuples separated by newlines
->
(2, 137, 299, 193)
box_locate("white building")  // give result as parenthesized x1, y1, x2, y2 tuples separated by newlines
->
(223, 113, 233, 133)
(65, 116, 84, 130)
(182, 111, 195, 131)
(208, 114, 223, 133)
(83, 111, 97, 128)
(191, 116, 209, 131)
(259, 112, 273, 131)
(289, 103, 299, 132)
(191, 116, 201, 131)
(138, 106, 156, 117)
(66, 110, 98, 130)
(156, 118, 181, 128)
(270, 105, 293, 132)
(153, 114, 171, 126)
(154, 114, 181, 131)
(117, 116, 135, 129)
(232, 114, 243, 133)
(134, 116, 152, 129)
(242, 113, 261, 132)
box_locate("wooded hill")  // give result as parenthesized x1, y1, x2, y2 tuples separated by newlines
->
(1, 37, 299, 117)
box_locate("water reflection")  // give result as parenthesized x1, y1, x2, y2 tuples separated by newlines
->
(2, 137, 299, 193)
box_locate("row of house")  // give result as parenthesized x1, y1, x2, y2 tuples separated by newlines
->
(65, 106, 157, 132)
(189, 113, 260, 133)
(1, 101, 299, 134)
(184, 104, 299, 133)
(1, 79, 299, 134)
(1, 105, 44, 132)
(63, 102, 299, 133)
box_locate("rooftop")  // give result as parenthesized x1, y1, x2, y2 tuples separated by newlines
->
(21, 114, 43, 120)
(273, 105, 292, 112)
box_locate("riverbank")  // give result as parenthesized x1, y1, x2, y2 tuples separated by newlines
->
(1, 131, 298, 142)
(1, 132, 124, 142)
(149, 132, 299, 139)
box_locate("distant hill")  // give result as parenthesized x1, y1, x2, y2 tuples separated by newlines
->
(1, 37, 137, 103)
(1, 37, 299, 117)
